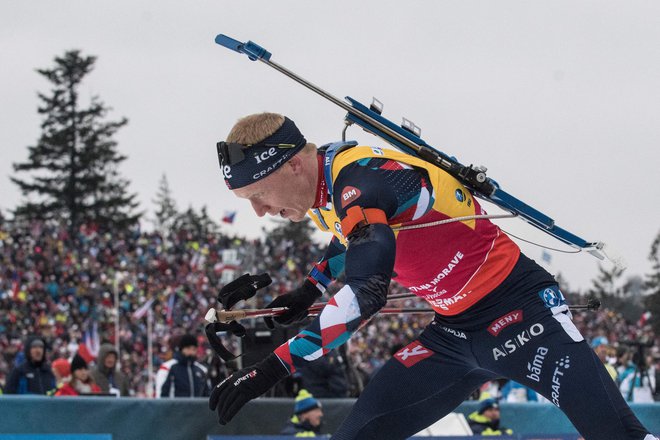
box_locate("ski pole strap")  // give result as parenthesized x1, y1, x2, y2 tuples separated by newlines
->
(205, 321, 240, 361)
(340, 206, 388, 237)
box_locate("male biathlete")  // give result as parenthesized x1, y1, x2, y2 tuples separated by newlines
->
(209, 112, 657, 440)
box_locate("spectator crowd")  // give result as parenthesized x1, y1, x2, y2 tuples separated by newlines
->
(1, 217, 658, 403)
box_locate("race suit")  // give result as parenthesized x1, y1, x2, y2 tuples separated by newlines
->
(272, 144, 654, 440)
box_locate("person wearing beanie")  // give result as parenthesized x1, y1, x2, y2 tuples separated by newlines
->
(55, 354, 102, 396)
(280, 389, 324, 436)
(4, 335, 56, 395)
(52, 358, 71, 380)
(468, 399, 513, 436)
(155, 334, 210, 398)
(47, 358, 71, 395)
(90, 343, 130, 396)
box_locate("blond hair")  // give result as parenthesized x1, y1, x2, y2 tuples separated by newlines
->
(227, 112, 285, 145)
(226, 112, 316, 153)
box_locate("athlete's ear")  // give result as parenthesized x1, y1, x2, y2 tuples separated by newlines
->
(287, 154, 304, 174)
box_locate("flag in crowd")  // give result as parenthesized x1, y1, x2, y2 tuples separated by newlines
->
(222, 210, 236, 224)
(165, 290, 177, 325)
(133, 298, 155, 320)
(78, 321, 100, 363)
(638, 311, 652, 327)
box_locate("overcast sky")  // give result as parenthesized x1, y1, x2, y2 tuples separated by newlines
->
(1, 1, 659, 292)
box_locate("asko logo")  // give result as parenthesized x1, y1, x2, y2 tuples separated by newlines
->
(340, 186, 362, 208)
(492, 323, 545, 361)
(488, 309, 523, 336)
(394, 341, 434, 367)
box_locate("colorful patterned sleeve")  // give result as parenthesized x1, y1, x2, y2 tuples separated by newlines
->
(306, 236, 346, 294)
(274, 158, 428, 372)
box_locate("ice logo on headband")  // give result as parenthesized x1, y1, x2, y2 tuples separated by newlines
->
(222, 164, 232, 179)
(254, 147, 278, 164)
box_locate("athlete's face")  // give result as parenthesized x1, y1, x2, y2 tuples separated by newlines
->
(232, 156, 315, 222)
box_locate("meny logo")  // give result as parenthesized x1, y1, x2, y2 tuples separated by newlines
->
(488, 309, 523, 336)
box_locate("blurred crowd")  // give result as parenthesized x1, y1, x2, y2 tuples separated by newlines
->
(1, 218, 658, 402)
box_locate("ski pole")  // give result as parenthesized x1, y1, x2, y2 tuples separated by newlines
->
(204, 292, 419, 324)
(206, 305, 434, 325)
(206, 299, 600, 324)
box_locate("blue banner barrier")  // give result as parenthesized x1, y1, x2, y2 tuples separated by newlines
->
(0, 436, 111, 440)
(1, 396, 658, 440)
(208, 435, 649, 440)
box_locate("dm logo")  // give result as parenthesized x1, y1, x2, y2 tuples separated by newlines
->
(334, 221, 344, 238)
(455, 189, 465, 203)
(539, 286, 566, 308)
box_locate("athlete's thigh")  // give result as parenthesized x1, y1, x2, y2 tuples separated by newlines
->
(476, 286, 650, 440)
(332, 337, 495, 440)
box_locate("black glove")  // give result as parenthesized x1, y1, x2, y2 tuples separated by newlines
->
(263, 279, 321, 329)
(209, 353, 288, 425)
(217, 273, 272, 310)
(217, 273, 272, 337)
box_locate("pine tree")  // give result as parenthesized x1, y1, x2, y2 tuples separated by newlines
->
(587, 263, 625, 299)
(11, 50, 140, 233)
(174, 206, 201, 235)
(644, 230, 660, 334)
(153, 174, 178, 232)
(264, 218, 322, 272)
(199, 206, 219, 236)
(265, 217, 315, 249)
(172, 205, 218, 239)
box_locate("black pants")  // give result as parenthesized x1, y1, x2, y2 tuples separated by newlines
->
(332, 255, 652, 440)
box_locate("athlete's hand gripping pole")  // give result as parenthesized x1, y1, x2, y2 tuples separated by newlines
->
(205, 273, 272, 361)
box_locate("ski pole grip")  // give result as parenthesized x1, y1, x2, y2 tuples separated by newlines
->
(215, 34, 272, 61)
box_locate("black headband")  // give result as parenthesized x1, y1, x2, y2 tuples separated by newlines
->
(217, 117, 307, 189)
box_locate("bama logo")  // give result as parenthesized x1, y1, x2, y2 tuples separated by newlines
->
(340, 186, 362, 208)
(394, 341, 434, 367)
(526, 346, 549, 383)
(488, 309, 524, 336)
(492, 323, 545, 361)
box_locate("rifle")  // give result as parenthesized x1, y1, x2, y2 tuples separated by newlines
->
(214, 34, 623, 265)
